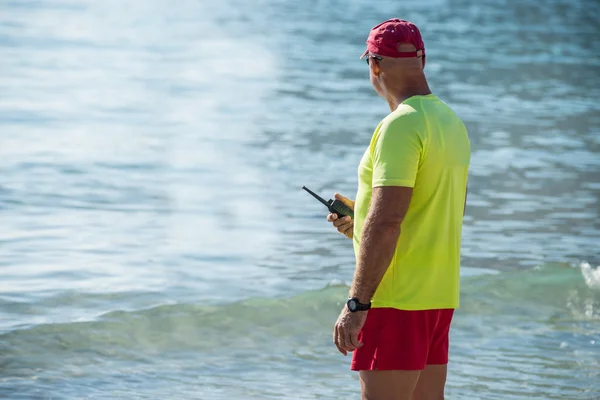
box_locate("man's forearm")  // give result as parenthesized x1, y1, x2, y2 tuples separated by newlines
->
(349, 216, 401, 303)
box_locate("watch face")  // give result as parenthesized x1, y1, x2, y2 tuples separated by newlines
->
(348, 299, 357, 311)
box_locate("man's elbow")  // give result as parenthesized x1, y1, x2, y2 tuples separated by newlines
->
(368, 217, 403, 236)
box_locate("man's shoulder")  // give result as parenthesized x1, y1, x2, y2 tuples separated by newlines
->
(390, 96, 464, 129)
(370, 108, 423, 151)
(376, 105, 423, 137)
(387, 103, 421, 122)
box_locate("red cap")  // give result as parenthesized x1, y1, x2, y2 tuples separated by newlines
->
(360, 19, 425, 59)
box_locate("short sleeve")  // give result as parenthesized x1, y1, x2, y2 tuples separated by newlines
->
(371, 119, 422, 188)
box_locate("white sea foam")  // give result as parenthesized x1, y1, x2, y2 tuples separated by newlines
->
(580, 262, 600, 290)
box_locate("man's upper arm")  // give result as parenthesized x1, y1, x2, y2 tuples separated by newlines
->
(371, 119, 422, 189)
(369, 186, 413, 225)
(369, 118, 422, 223)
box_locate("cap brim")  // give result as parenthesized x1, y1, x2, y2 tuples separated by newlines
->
(359, 49, 368, 59)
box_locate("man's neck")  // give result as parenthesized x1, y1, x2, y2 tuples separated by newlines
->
(385, 83, 432, 112)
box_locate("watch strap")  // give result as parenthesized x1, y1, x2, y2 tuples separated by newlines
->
(347, 297, 371, 312)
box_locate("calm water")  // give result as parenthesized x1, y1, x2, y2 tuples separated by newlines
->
(1, 0, 599, 399)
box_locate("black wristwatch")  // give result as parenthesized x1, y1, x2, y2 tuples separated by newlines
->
(347, 297, 371, 312)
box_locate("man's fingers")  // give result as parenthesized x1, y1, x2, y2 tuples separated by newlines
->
(336, 222, 353, 233)
(334, 325, 347, 356)
(337, 326, 349, 356)
(349, 330, 363, 350)
(333, 216, 352, 228)
(333, 324, 338, 347)
(334, 192, 349, 203)
(343, 329, 356, 352)
(334, 193, 355, 209)
(328, 214, 353, 239)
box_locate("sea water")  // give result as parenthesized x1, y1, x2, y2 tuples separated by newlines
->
(1, 0, 599, 399)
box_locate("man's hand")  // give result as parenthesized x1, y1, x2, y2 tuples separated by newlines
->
(333, 306, 367, 356)
(326, 193, 355, 239)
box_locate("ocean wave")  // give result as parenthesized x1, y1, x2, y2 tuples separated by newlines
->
(581, 262, 600, 290)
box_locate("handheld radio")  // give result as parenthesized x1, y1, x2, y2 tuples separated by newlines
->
(302, 186, 354, 219)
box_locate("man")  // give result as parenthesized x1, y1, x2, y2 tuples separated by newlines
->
(327, 19, 471, 400)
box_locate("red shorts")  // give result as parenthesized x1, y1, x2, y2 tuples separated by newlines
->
(351, 308, 454, 371)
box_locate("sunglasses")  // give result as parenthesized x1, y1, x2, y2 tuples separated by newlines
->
(365, 54, 383, 65)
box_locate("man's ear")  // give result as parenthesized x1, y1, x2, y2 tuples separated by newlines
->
(371, 61, 382, 77)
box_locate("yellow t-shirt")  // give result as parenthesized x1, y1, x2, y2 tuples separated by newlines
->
(353, 94, 470, 310)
